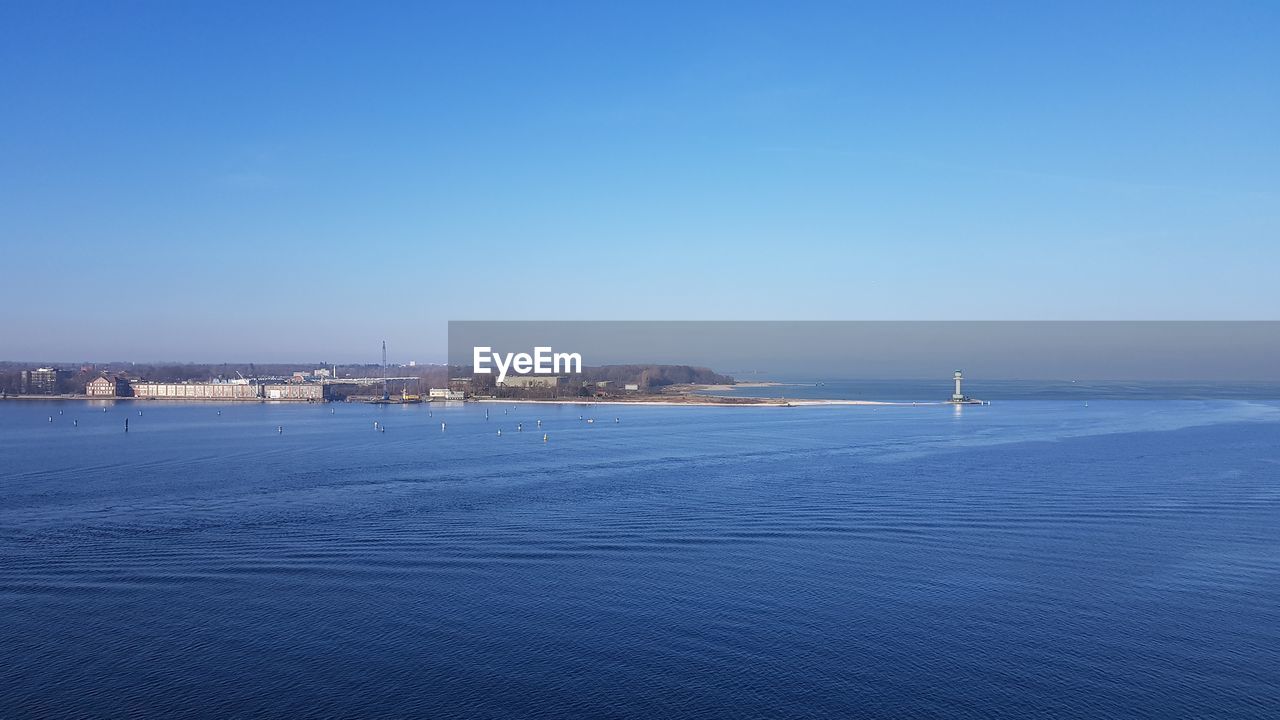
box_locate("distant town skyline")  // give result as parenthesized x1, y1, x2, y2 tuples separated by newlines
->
(2, 2, 1277, 362)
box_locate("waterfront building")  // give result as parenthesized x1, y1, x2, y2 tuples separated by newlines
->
(498, 376, 565, 389)
(86, 375, 131, 397)
(262, 383, 323, 401)
(129, 381, 261, 400)
(21, 367, 63, 394)
(429, 388, 465, 401)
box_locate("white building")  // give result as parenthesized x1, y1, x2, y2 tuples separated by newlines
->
(498, 376, 565, 389)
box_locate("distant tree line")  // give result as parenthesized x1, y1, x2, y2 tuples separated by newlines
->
(464, 364, 734, 398)
(0, 361, 731, 397)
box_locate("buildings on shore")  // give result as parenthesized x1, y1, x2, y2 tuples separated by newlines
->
(263, 383, 324, 401)
(130, 380, 264, 400)
(78, 372, 453, 403)
(497, 375, 566, 389)
(91, 376, 323, 401)
(21, 368, 67, 394)
(86, 375, 131, 397)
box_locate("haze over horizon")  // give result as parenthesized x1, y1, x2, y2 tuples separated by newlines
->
(3, 2, 1276, 362)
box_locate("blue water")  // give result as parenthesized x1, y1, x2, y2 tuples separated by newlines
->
(2, 399, 1279, 718)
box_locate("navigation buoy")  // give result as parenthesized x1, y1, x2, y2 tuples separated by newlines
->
(543, 433, 548, 442)
(441, 421, 446, 431)
(73, 419, 78, 427)
(536, 419, 541, 427)
(614, 417, 619, 423)
(124, 418, 129, 432)
(497, 429, 502, 436)
(48, 416, 53, 422)
(277, 425, 283, 434)
(517, 423, 523, 432)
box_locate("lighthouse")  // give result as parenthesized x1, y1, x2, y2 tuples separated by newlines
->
(951, 370, 966, 402)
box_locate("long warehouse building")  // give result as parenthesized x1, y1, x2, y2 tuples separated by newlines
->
(129, 381, 322, 401)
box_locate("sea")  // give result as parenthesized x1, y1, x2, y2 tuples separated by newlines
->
(2, 391, 1278, 718)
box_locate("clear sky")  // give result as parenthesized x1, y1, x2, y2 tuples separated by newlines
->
(1, 1, 1276, 363)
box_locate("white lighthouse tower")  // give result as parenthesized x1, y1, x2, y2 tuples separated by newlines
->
(951, 370, 966, 402)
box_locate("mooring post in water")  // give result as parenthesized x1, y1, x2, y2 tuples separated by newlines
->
(124, 418, 129, 433)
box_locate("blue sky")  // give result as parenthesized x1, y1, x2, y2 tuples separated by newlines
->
(2, 1, 1276, 362)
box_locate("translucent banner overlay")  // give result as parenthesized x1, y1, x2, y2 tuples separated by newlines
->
(448, 321, 1280, 399)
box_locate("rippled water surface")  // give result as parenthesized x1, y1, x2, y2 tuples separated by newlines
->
(2, 399, 1279, 718)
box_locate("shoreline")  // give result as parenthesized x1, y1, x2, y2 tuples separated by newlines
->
(2, 394, 953, 408)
